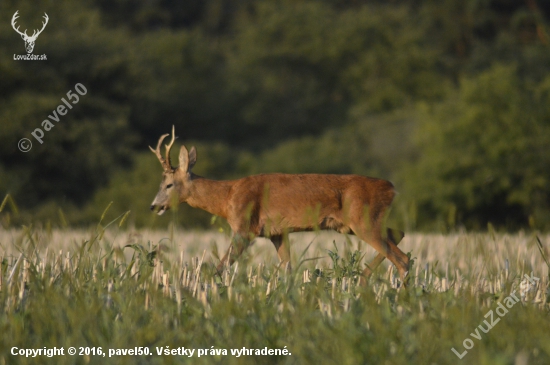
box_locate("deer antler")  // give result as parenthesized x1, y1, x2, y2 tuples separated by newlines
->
(149, 126, 177, 172)
(164, 125, 177, 168)
(11, 11, 28, 38)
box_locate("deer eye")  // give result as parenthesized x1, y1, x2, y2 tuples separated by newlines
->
(166, 184, 173, 189)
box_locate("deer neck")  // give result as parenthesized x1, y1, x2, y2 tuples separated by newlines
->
(185, 175, 233, 219)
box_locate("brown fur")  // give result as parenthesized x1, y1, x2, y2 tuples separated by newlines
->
(150, 132, 409, 284)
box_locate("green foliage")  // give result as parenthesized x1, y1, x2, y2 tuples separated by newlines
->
(124, 243, 157, 268)
(1, 0, 550, 229)
(326, 244, 363, 281)
(1, 226, 550, 364)
(226, 1, 447, 146)
(240, 129, 373, 175)
(404, 64, 550, 229)
(0, 2, 137, 206)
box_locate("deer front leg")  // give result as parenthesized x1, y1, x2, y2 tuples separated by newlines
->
(216, 232, 252, 275)
(270, 234, 292, 273)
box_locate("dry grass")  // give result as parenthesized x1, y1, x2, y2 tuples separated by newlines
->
(1, 226, 550, 364)
(1, 228, 549, 306)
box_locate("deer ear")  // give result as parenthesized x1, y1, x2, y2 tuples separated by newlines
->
(188, 146, 197, 170)
(178, 145, 196, 172)
(179, 145, 189, 172)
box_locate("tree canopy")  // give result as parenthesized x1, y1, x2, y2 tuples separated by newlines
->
(1, 0, 549, 230)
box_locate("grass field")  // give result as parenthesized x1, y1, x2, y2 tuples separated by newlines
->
(1, 220, 549, 364)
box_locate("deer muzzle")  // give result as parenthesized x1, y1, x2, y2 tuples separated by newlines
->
(150, 204, 168, 215)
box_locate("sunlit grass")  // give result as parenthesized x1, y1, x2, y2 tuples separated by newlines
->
(1, 220, 549, 364)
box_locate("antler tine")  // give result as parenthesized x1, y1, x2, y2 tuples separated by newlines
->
(149, 133, 170, 171)
(164, 125, 177, 170)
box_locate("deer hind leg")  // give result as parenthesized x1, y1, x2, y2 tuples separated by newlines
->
(216, 232, 252, 275)
(350, 208, 409, 285)
(362, 228, 405, 278)
(270, 234, 292, 272)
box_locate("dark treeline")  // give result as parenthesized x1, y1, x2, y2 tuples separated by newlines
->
(1, 0, 549, 230)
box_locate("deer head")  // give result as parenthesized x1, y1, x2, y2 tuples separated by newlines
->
(12, 11, 49, 54)
(149, 126, 196, 215)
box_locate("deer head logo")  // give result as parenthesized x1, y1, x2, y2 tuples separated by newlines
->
(11, 11, 49, 54)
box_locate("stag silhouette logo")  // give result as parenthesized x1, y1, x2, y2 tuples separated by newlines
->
(11, 10, 49, 54)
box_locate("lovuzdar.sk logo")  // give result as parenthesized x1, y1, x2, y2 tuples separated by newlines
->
(12, 10, 48, 61)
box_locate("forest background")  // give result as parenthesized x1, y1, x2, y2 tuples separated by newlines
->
(1, 0, 550, 231)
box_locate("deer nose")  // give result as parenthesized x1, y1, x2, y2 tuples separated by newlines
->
(150, 205, 155, 211)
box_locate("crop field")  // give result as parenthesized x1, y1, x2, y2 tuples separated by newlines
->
(1, 220, 550, 365)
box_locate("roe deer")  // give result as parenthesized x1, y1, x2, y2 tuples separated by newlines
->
(149, 127, 409, 284)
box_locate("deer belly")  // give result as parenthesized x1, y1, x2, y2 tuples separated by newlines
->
(258, 210, 349, 235)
